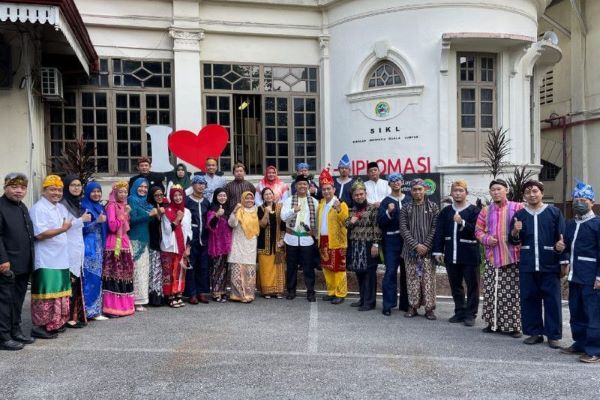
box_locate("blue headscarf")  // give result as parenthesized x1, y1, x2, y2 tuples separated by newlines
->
(191, 175, 207, 185)
(338, 154, 351, 168)
(81, 181, 107, 243)
(128, 178, 153, 213)
(572, 180, 595, 201)
(388, 172, 404, 183)
(296, 162, 310, 171)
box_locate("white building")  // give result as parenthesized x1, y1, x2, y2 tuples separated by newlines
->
(0, 0, 563, 201)
(537, 0, 600, 210)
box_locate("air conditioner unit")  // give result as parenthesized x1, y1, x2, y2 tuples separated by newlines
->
(40, 67, 64, 101)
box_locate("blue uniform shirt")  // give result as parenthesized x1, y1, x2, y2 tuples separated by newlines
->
(563, 212, 600, 285)
(432, 203, 481, 266)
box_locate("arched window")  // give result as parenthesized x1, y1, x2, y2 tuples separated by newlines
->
(365, 61, 405, 89)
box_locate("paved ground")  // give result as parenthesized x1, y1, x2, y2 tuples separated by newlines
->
(1, 293, 598, 400)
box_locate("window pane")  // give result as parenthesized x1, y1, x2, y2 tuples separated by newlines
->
(481, 89, 493, 101)
(481, 102, 493, 115)
(461, 102, 475, 115)
(461, 116, 476, 128)
(266, 128, 276, 141)
(481, 115, 493, 128)
(461, 89, 475, 101)
(82, 92, 94, 107)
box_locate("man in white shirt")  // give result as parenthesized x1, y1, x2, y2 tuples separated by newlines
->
(364, 161, 390, 207)
(281, 176, 319, 302)
(29, 175, 73, 339)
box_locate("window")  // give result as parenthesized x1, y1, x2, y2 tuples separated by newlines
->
(47, 58, 173, 175)
(539, 159, 561, 181)
(365, 61, 405, 89)
(202, 63, 319, 173)
(540, 70, 554, 105)
(457, 53, 497, 162)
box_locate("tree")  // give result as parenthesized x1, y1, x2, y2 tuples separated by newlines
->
(507, 165, 536, 202)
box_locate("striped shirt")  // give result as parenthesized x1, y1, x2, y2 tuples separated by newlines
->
(475, 200, 523, 268)
(399, 200, 440, 260)
(224, 180, 256, 210)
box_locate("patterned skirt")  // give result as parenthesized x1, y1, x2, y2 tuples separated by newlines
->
(229, 263, 256, 302)
(257, 253, 285, 296)
(211, 255, 228, 297)
(31, 268, 71, 331)
(161, 252, 187, 297)
(83, 231, 104, 318)
(102, 250, 135, 317)
(132, 240, 150, 305)
(405, 257, 436, 311)
(482, 261, 521, 333)
(319, 236, 346, 272)
(69, 274, 87, 323)
(148, 249, 163, 306)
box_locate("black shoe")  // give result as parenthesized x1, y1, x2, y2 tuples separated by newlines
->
(463, 318, 475, 327)
(350, 301, 363, 308)
(66, 321, 86, 329)
(286, 292, 296, 300)
(382, 309, 391, 316)
(523, 335, 544, 345)
(448, 314, 464, 323)
(31, 328, 58, 340)
(0, 339, 24, 351)
(12, 333, 35, 345)
(358, 306, 375, 311)
(307, 294, 316, 302)
(425, 311, 437, 320)
(510, 331, 523, 339)
(331, 297, 344, 305)
(322, 295, 335, 302)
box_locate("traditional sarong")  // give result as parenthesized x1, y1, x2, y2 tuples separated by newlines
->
(148, 249, 163, 306)
(83, 229, 104, 318)
(257, 253, 285, 296)
(132, 240, 150, 305)
(161, 252, 187, 297)
(31, 268, 71, 331)
(211, 255, 228, 297)
(69, 274, 87, 323)
(229, 263, 256, 302)
(405, 257, 436, 311)
(102, 250, 135, 317)
(320, 235, 347, 297)
(482, 261, 521, 333)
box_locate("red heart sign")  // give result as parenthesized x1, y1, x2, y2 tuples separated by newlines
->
(168, 124, 229, 170)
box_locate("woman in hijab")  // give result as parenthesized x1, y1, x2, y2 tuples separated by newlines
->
(227, 191, 260, 303)
(128, 178, 157, 311)
(102, 181, 135, 317)
(148, 186, 167, 306)
(166, 163, 192, 200)
(160, 186, 192, 308)
(206, 188, 233, 302)
(61, 175, 91, 328)
(81, 181, 108, 320)
(255, 165, 289, 206)
(257, 187, 286, 299)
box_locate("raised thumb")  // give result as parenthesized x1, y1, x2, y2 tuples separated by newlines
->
(559, 234, 564, 241)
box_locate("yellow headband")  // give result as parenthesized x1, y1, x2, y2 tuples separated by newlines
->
(114, 181, 129, 190)
(42, 175, 64, 188)
(451, 179, 468, 191)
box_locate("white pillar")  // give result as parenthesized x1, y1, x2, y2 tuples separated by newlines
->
(319, 33, 331, 170)
(169, 28, 204, 133)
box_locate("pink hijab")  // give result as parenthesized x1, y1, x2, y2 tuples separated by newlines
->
(108, 182, 130, 234)
(260, 166, 288, 202)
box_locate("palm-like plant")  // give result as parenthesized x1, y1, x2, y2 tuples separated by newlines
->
(50, 138, 96, 185)
(483, 127, 511, 179)
(507, 165, 536, 202)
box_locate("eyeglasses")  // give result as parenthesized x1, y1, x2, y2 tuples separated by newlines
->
(154, 193, 164, 198)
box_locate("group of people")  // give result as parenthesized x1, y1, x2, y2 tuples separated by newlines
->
(0, 155, 598, 365)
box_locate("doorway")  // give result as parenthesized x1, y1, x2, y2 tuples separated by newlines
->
(233, 94, 262, 175)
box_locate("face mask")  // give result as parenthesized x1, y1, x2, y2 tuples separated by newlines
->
(573, 201, 589, 216)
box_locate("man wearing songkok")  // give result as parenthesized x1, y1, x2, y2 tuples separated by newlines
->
(194, 157, 226, 202)
(317, 168, 349, 304)
(400, 179, 440, 319)
(346, 179, 382, 311)
(185, 176, 211, 304)
(508, 180, 565, 347)
(432, 180, 481, 326)
(378, 172, 411, 316)
(28, 175, 73, 338)
(291, 162, 320, 198)
(334, 154, 355, 207)
(558, 181, 600, 363)
(128, 156, 165, 193)
(224, 162, 256, 211)
(364, 161, 390, 207)
(281, 175, 319, 301)
(475, 178, 523, 337)
(0, 173, 36, 350)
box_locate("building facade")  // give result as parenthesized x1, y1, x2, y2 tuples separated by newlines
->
(0, 0, 562, 201)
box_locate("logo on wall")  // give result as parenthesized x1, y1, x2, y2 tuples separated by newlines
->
(374, 101, 390, 118)
(423, 178, 437, 196)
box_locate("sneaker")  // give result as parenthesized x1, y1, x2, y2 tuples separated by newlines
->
(135, 305, 147, 312)
(94, 315, 109, 321)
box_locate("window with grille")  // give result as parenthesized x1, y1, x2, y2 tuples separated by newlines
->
(540, 70, 554, 105)
(539, 159, 561, 181)
(365, 61, 405, 89)
(46, 58, 173, 175)
(457, 53, 497, 162)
